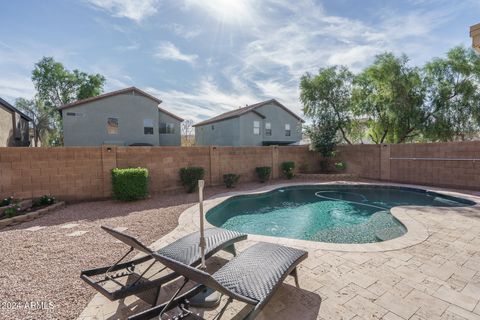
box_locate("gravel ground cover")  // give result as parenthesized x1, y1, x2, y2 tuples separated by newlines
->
(0, 179, 325, 320)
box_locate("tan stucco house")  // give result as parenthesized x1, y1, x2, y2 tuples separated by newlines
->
(60, 87, 183, 146)
(0, 97, 32, 147)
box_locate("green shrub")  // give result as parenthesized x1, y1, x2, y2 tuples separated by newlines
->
(179, 167, 205, 193)
(223, 174, 240, 188)
(39, 195, 56, 206)
(255, 167, 271, 183)
(112, 167, 149, 201)
(281, 161, 295, 179)
(335, 161, 347, 171)
(1, 196, 14, 207)
(4, 205, 19, 218)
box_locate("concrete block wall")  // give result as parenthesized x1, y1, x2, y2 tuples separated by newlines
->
(1, 142, 478, 201)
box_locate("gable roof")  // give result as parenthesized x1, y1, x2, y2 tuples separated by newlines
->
(193, 99, 304, 127)
(59, 87, 184, 121)
(0, 97, 33, 122)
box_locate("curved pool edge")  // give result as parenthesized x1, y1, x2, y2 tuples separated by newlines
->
(174, 181, 478, 253)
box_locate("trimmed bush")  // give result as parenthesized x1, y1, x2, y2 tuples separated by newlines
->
(180, 167, 205, 193)
(223, 174, 240, 188)
(255, 166, 271, 183)
(1, 196, 14, 207)
(281, 161, 295, 179)
(335, 161, 347, 171)
(112, 167, 149, 201)
(39, 195, 56, 206)
(4, 205, 19, 218)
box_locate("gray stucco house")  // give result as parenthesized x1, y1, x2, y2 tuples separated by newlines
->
(60, 87, 183, 146)
(0, 97, 32, 147)
(194, 99, 303, 146)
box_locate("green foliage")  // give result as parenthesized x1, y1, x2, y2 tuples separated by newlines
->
(223, 174, 240, 188)
(335, 162, 347, 171)
(4, 206, 19, 218)
(15, 98, 51, 147)
(1, 196, 14, 207)
(352, 53, 425, 143)
(111, 168, 149, 201)
(31, 57, 106, 146)
(301, 66, 354, 144)
(300, 46, 480, 144)
(281, 162, 295, 179)
(255, 167, 271, 183)
(39, 195, 56, 206)
(179, 167, 205, 193)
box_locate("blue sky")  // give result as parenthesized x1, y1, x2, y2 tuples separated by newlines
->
(0, 0, 478, 123)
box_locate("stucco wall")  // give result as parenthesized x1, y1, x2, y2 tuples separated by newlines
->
(255, 102, 302, 144)
(158, 111, 182, 146)
(195, 117, 241, 146)
(194, 102, 302, 146)
(0, 105, 14, 147)
(63, 93, 167, 146)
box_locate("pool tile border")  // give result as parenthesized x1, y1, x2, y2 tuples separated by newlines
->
(176, 181, 479, 252)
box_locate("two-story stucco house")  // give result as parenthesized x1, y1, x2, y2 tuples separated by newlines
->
(60, 87, 183, 146)
(0, 97, 32, 147)
(194, 99, 303, 146)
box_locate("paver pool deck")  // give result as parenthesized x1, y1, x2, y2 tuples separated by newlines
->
(79, 181, 480, 320)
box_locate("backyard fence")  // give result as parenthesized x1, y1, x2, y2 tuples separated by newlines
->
(0, 141, 478, 201)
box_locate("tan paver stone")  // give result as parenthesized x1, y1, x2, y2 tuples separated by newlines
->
(375, 291, 419, 319)
(344, 295, 388, 319)
(382, 312, 406, 320)
(394, 265, 427, 283)
(405, 288, 449, 319)
(317, 298, 356, 320)
(462, 283, 480, 301)
(434, 285, 478, 311)
(446, 305, 480, 320)
(344, 270, 377, 289)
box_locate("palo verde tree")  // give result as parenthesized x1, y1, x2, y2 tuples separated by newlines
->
(31, 57, 106, 145)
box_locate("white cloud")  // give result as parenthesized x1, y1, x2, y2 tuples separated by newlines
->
(85, 0, 159, 22)
(0, 74, 35, 101)
(154, 41, 198, 64)
(166, 23, 202, 39)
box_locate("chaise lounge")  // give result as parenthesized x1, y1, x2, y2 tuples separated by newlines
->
(130, 242, 308, 320)
(80, 226, 247, 302)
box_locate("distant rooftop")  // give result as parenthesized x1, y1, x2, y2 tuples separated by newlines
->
(59, 87, 183, 121)
(193, 99, 303, 127)
(0, 97, 33, 121)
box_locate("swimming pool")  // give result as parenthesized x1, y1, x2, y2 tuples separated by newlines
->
(206, 185, 474, 244)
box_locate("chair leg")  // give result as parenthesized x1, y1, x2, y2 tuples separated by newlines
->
(223, 244, 237, 256)
(290, 267, 300, 288)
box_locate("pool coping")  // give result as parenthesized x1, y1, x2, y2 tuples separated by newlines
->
(174, 181, 480, 252)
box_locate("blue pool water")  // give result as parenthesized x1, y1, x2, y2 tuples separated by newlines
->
(206, 185, 474, 244)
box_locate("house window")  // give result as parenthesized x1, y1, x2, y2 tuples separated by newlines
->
(253, 121, 260, 135)
(159, 122, 175, 134)
(144, 119, 154, 135)
(211, 125, 215, 130)
(265, 122, 272, 136)
(285, 124, 291, 136)
(107, 118, 119, 135)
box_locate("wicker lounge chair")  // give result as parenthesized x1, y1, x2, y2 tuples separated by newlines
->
(80, 226, 247, 302)
(130, 242, 308, 320)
